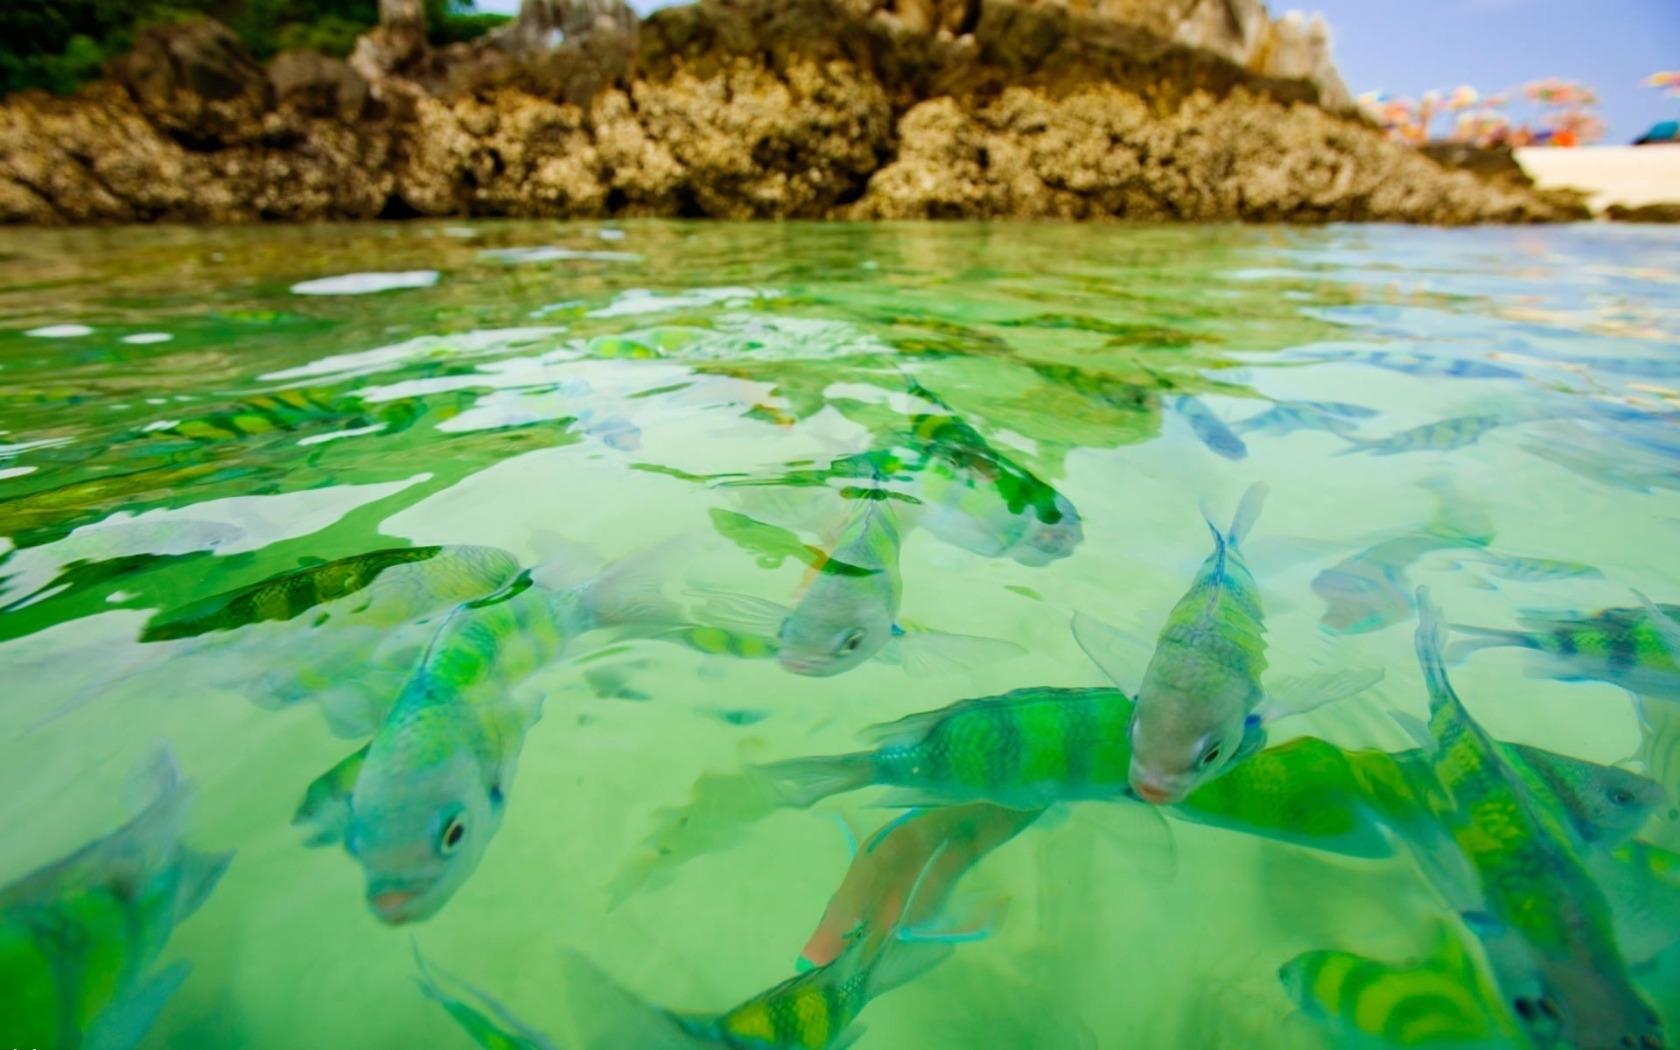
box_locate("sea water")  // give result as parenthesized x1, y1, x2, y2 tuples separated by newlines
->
(0, 220, 1676, 1049)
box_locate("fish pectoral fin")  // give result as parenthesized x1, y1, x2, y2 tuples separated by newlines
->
(416, 946, 560, 1050)
(83, 960, 192, 1050)
(1069, 611, 1149, 694)
(902, 890, 1011, 945)
(292, 743, 370, 847)
(1260, 667, 1386, 723)
(690, 591, 793, 638)
(1389, 709, 1438, 754)
(888, 629, 1025, 678)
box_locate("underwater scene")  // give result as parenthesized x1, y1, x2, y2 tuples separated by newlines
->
(1, 220, 1678, 1050)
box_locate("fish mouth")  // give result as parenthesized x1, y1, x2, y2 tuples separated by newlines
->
(368, 885, 433, 924)
(778, 653, 838, 677)
(1128, 775, 1184, 806)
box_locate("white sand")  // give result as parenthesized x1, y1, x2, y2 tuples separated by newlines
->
(1514, 144, 1680, 212)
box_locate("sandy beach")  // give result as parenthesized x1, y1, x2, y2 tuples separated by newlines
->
(1515, 144, 1680, 212)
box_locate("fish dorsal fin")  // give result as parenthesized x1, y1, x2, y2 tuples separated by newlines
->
(1259, 667, 1386, 724)
(887, 629, 1025, 678)
(858, 706, 952, 750)
(1634, 589, 1680, 655)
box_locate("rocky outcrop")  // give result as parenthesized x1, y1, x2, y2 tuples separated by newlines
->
(1607, 202, 1680, 224)
(0, 0, 1587, 225)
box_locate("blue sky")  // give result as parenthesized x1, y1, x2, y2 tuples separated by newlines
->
(475, 0, 1677, 141)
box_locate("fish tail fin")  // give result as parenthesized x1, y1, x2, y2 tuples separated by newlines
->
(555, 950, 699, 1050)
(573, 539, 689, 631)
(1442, 624, 1533, 664)
(753, 752, 878, 808)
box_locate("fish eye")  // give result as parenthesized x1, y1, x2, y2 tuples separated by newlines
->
(1609, 788, 1635, 806)
(1199, 745, 1222, 767)
(439, 816, 466, 855)
(839, 629, 866, 654)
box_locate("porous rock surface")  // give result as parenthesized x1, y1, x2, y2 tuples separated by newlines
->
(0, 0, 1586, 225)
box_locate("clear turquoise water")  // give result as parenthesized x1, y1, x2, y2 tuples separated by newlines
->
(0, 221, 1677, 1050)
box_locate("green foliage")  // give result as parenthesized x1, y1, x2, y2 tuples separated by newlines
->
(0, 0, 509, 95)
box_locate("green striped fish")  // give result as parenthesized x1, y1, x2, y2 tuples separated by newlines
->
(1340, 415, 1507, 456)
(758, 686, 1135, 811)
(295, 548, 677, 924)
(1408, 587, 1663, 1050)
(141, 545, 519, 642)
(1117, 482, 1273, 804)
(1279, 923, 1522, 1048)
(1447, 598, 1680, 702)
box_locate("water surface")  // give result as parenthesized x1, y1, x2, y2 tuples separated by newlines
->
(2, 221, 1677, 1049)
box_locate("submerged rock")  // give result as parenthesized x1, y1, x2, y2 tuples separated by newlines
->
(0, 0, 1587, 225)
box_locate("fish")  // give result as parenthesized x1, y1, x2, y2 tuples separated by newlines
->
(0, 750, 232, 1050)
(293, 546, 679, 924)
(799, 803, 1037, 970)
(755, 686, 1136, 811)
(1329, 351, 1523, 381)
(141, 545, 521, 642)
(126, 544, 524, 737)
(741, 477, 911, 677)
(1313, 477, 1493, 635)
(702, 485, 1020, 678)
(1446, 598, 1680, 702)
(1457, 551, 1603, 585)
(899, 393, 1084, 566)
(1175, 727, 1665, 865)
(634, 704, 1655, 907)
(1401, 586, 1663, 1050)
(1171, 395, 1248, 460)
(1231, 400, 1374, 439)
(1279, 922, 1523, 1049)
(1339, 414, 1508, 456)
(139, 387, 414, 445)
(551, 867, 953, 1049)
(1522, 421, 1680, 495)
(1115, 482, 1272, 804)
